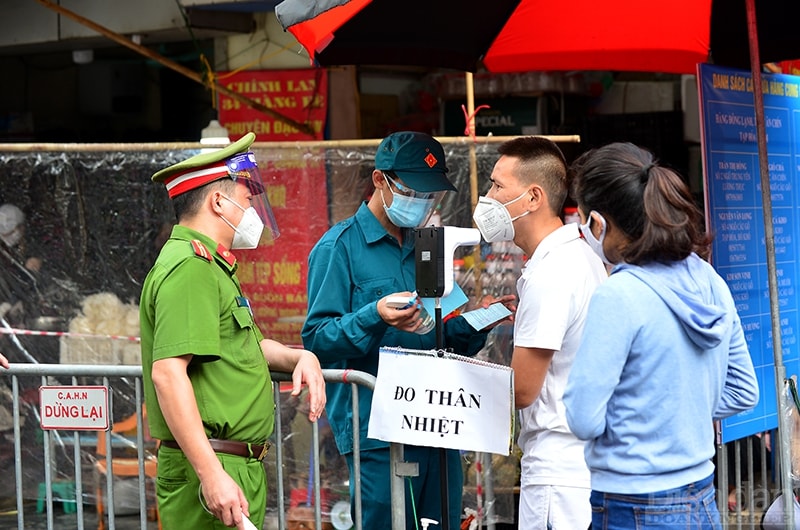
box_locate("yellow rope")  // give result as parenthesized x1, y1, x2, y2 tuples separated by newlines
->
(199, 54, 218, 108)
(199, 36, 304, 107)
(217, 40, 299, 81)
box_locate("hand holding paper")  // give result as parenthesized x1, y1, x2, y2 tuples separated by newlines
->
(461, 302, 514, 331)
(241, 513, 257, 530)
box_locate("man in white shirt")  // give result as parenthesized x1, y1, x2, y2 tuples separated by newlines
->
(472, 137, 607, 529)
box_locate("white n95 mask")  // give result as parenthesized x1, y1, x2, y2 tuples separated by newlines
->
(230, 207, 265, 249)
(472, 191, 529, 243)
(220, 195, 265, 250)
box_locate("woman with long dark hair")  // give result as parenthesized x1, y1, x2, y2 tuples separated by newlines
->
(562, 142, 759, 529)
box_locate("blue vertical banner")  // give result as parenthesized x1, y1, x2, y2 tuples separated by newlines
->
(698, 63, 800, 442)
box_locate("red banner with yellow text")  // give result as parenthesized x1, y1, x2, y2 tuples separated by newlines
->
(235, 151, 329, 346)
(218, 69, 328, 141)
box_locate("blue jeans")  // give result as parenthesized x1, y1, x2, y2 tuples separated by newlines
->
(590, 473, 721, 530)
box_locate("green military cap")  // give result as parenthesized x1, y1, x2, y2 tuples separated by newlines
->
(375, 131, 454, 193)
(153, 132, 256, 198)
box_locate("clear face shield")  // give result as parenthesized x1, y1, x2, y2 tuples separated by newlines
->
(382, 172, 447, 228)
(225, 152, 280, 244)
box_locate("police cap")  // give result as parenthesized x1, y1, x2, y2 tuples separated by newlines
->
(152, 132, 256, 199)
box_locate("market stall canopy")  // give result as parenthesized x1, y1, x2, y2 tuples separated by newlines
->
(275, 0, 800, 74)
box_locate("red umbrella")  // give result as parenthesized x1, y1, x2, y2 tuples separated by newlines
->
(275, 0, 800, 75)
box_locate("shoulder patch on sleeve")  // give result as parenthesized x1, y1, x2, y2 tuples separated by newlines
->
(190, 239, 212, 262)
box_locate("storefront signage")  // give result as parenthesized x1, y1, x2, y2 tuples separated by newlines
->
(218, 69, 328, 141)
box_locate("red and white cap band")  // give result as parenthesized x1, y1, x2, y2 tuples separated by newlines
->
(164, 163, 230, 198)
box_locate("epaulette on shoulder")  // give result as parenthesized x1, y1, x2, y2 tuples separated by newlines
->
(327, 217, 354, 239)
(190, 239, 212, 262)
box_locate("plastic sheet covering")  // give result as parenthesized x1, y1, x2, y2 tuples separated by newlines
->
(0, 136, 568, 525)
(783, 377, 800, 486)
(0, 147, 185, 526)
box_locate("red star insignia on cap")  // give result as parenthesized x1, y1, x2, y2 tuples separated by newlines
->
(424, 153, 438, 168)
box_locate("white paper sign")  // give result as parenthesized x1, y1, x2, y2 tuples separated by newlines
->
(40, 386, 109, 431)
(368, 347, 514, 455)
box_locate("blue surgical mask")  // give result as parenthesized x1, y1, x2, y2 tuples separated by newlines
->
(380, 174, 436, 228)
(579, 211, 612, 264)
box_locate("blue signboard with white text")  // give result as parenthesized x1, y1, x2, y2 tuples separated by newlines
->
(698, 63, 800, 442)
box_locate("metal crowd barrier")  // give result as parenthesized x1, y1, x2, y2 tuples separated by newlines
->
(3, 363, 784, 529)
(0, 363, 382, 530)
(716, 431, 785, 529)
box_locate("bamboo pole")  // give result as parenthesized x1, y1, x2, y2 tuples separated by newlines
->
(745, 0, 794, 528)
(465, 72, 486, 301)
(0, 135, 580, 152)
(33, 0, 316, 137)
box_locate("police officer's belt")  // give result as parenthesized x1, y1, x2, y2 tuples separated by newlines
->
(161, 438, 270, 461)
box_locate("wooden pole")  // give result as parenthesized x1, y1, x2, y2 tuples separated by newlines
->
(465, 72, 485, 301)
(745, 1, 794, 527)
(0, 134, 579, 152)
(33, 0, 316, 137)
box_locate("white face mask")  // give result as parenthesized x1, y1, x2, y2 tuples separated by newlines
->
(219, 194, 265, 250)
(472, 191, 529, 243)
(579, 211, 612, 264)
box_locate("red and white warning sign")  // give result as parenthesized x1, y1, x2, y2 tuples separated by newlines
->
(39, 386, 109, 431)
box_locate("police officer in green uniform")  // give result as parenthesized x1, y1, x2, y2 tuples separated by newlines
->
(140, 132, 326, 530)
